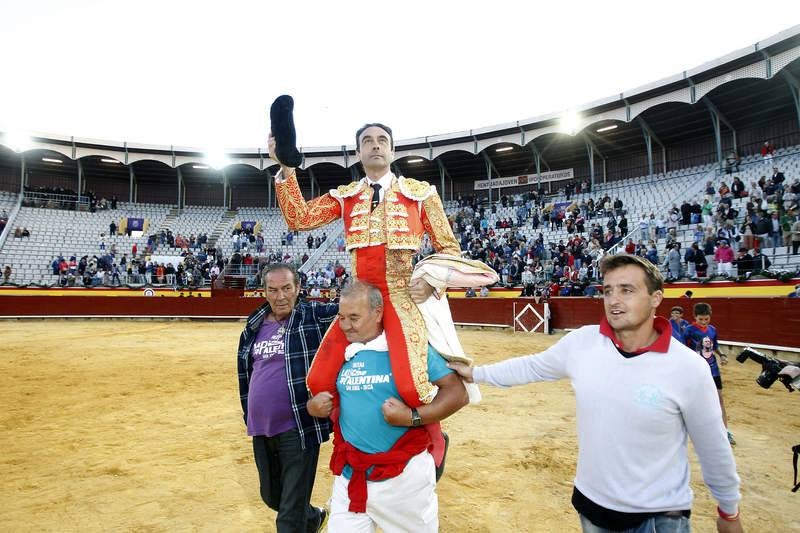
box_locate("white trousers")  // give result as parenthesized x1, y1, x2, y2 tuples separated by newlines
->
(327, 451, 438, 533)
(718, 261, 733, 277)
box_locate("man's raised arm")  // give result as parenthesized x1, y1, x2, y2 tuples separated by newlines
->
(269, 132, 342, 231)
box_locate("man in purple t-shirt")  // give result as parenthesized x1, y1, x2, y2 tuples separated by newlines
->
(237, 263, 337, 533)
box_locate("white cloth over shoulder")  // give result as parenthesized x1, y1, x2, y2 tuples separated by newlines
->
(411, 254, 499, 404)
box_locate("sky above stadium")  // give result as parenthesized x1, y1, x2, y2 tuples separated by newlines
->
(0, 1, 798, 153)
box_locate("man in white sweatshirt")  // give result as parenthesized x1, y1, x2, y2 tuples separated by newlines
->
(449, 254, 743, 533)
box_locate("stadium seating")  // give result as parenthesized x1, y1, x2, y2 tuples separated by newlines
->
(0, 145, 797, 285)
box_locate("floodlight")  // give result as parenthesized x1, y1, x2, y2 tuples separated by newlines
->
(407, 158, 424, 163)
(193, 165, 210, 170)
(558, 110, 580, 136)
(204, 150, 230, 170)
(42, 157, 63, 164)
(496, 146, 513, 152)
(2, 131, 32, 153)
(101, 158, 121, 164)
(596, 125, 618, 133)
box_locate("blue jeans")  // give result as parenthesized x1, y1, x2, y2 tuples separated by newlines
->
(580, 514, 690, 533)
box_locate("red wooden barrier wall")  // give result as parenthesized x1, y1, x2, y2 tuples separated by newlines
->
(0, 295, 797, 347)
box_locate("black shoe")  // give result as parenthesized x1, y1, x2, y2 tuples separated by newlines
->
(270, 94, 303, 167)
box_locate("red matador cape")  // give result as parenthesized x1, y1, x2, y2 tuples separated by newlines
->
(275, 171, 466, 466)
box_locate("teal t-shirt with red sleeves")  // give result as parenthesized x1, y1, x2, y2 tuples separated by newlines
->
(337, 344, 452, 478)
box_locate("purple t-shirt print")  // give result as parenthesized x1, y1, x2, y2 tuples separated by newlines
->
(247, 318, 297, 437)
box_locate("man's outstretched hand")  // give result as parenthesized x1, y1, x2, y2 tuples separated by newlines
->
(446, 362, 474, 383)
(267, 132, 295, 179)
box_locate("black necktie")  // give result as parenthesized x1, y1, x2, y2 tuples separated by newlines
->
(370, 183, 381, 211)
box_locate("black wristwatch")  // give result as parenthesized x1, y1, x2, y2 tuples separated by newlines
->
(410, 408, 423, 427)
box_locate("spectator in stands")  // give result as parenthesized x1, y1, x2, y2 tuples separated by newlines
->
(733, 248, 754, 277)
(761, 141, 775, 164)
(714, 240, 735, 277)
(754, 212, 771, 251)
(680, 201, 691, 226)
(751, 248, 771, 274)
(465, 287, 477, 297)
(718, 182, 731, 199)
(769, 212, 782, 250)
(792, 215, 800, 255)
(13, 227, 22, 238)
(684, 242, 699, 278)
(156, 263, 165, 284)
(731, 177, 746, 199)
(771, 166, 785, 186)
(663, 243, 682, 280)
(307, 234, 314, 249)
(109, 221, 117, 235)
(111, 264, 121, 286)
(3, 265, 11, 284)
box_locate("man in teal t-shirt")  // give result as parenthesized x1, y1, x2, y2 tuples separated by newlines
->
(307, 280, 468, 533)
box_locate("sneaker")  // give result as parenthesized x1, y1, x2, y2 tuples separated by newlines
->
(316, 506, 329, 533)
(727, 431, 736, 446)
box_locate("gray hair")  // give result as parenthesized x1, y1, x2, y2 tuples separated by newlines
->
(340, 279, 383, 310)
(263, 262, 300, 287)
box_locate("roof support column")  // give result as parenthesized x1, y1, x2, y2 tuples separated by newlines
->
(77, 158, 83, 201)
(266, 169, 273, 208)
(582, 134, 605, 191)
(349, 166, 360, 183)
(436, 159, 448, 202)
(707, 107, 723, 173)
(704, 98, 736, 172)
(128, 165, 136, 204)
(19, 154, 26, 193)
(637, 117, 666, 176)
(222, 169, 229, 209)
(176, 166, 183, 209)
(481, 151, 499, 205)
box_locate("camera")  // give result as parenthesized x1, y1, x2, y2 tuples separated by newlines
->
(736, 348, 799, 391)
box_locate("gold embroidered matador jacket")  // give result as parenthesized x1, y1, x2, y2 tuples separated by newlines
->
(275, 172, 461, 404)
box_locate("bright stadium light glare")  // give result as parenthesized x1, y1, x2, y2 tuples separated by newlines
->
(204, 150, 230, 170)
(407, 158, 424, 163)
(558, 110, 580, 136)
(100, 158, 121, 164)
(2, 131, 32, 153)
(42, 157, 63, 163)
(496, 146, 513, 152)
(596, 124, 618, 133)
(192, 164, 210, 170)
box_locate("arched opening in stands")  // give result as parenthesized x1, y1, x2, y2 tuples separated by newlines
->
(228, 164, 270, 209)
(80, 155, 130, 202)
(22, 148, 78, 193)
(0, 145, 22, 192)
(179, 162, 227, 207)
(131, 159, 176, 205)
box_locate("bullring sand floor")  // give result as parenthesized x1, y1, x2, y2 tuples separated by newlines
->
(0, 320, 797, 532)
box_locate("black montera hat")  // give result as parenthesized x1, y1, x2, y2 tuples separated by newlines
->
(270, 95, 303, 168)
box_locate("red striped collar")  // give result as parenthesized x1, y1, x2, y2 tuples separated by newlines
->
(599, 315, 672, 354)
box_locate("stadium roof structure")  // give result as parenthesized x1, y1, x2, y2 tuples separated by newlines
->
(1, 25, 800, 198)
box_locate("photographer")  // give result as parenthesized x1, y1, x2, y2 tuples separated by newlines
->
(778, 364, 800, 391)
